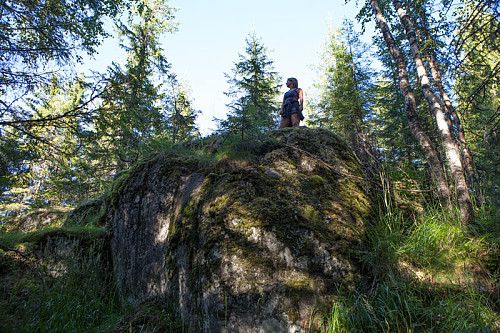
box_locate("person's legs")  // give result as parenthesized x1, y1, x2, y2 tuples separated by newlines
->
(279, 117, 291, 128)
(291, 113, 300, 127)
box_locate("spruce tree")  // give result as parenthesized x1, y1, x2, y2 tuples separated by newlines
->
(95, 0, 176, 169)
(309, 21, 376, 161)
(164, 74, 200, 144)
(219, 32, 281, 142)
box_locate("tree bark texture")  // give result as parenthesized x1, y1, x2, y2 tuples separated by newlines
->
(393, 0, 474, 224)
(370, 0, 453, 211)
(425, 47, 483, 207)
(413, 5, 483, 207)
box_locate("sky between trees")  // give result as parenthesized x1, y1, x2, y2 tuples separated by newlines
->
(78, 0, 371, 135)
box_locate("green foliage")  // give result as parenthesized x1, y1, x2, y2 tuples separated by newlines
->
(0, 2, 498, 330)
(357, 211, 402, 278)
(96, 1, 175, 169)
(398, 211, 465, 269)
(453, 1, 500, 204)
(0, 0, 125, 127)
(0, 247, 122, 332)
(93, 0, 197, 172)
(0, 226, 107, 249)
(308, 19, 385, 173)
(309, 21, 374, 141)
(371, 75, 416, 162)
(164, 75, 201, 144)
(0, 0, 199, 217)
(0, 0, 123, 66)
(219, 32, 282, 142)
(0, 76, 103, 215)
(65, 198, 107, 227)
(0, 136, 29, 195)
(0, 219, 121, 331)
(324, 204, 499, 331)
(212, 133, 280, 163)
(114, 298, 185, 332)
(367, 13, 435, 171)
(323, 277, 497, 332)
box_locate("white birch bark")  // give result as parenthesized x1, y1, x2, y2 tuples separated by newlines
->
(393, 0, 474, 224)
(425, 50, 483, 207)
(370, 0, 453, 211)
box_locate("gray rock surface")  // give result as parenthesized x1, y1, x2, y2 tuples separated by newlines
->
(111, 127, 377, 332)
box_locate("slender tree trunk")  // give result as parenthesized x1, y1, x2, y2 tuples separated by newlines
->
(393, 0, 474, 224)
(170, 80, 179, 144)
(424, 46, 483, 207)
(370, 0, 453, 211)
(412, 6, 483, 207)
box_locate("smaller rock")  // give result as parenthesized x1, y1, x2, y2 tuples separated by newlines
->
(265, 167, 282, 179)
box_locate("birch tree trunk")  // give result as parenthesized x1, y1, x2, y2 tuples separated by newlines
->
(412, 7, 483, 207)
(393, 0, 474, 224)
(370, 0, 453, 211)
(425, 49, 484, 207)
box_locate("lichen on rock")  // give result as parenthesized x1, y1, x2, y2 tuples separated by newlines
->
(111, 127, 378, 332)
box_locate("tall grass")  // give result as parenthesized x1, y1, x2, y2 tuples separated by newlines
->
(0, 238, 124, 332)
(19, 250, 121, 332)
(323, 204, 499, 332)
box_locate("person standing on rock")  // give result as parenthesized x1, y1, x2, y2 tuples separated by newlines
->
(279, 77, 304, 128)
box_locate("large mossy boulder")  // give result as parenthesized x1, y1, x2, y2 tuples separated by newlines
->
(111, 127, 377, 332)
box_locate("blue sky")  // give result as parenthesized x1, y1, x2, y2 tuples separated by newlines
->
(81, 0, 373, 135)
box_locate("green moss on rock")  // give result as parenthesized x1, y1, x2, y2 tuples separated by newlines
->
(110, 127, 379, 332)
